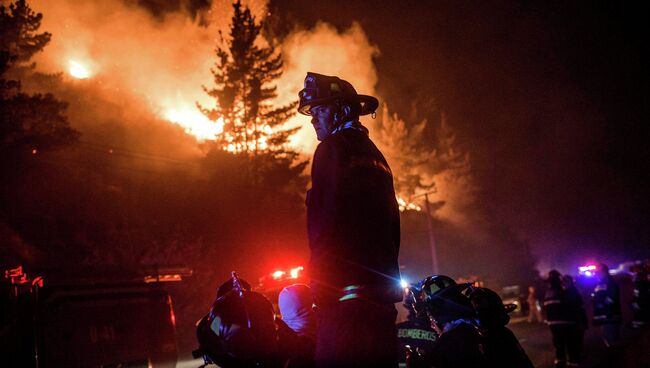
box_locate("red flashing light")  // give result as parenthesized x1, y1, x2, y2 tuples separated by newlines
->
(167, 295, 176, 327)
(289, 266, 304, 279)
(272, 270, 285, 279)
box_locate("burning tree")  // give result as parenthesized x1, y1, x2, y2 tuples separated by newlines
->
(374, 105, 472, 212)
(199, 0, 300, 162)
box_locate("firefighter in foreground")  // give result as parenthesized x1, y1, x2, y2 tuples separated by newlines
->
(298, 72, 402, 367)
(397, 284, 439, 365)
(195, 274, 317, 368)
(409, 275, 533, 368)
(194, 273, 283, 367)
(468, 286, 533, 368)
(416, 275, 484, 367)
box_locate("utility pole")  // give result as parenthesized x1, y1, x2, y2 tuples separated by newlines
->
(424, 193, 439, 275)
(412, 190, 439, 275)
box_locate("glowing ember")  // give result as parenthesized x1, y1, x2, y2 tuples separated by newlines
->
(165, 108, 223, 141)
(397, 196, 422, 212)
(68, 60, 90, 79)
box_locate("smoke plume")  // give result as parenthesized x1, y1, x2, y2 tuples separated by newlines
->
(276, 21, 381, 153)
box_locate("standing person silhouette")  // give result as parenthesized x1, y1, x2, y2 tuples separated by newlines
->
(298, 72, 402, 367)
(591, 263, 622, 347)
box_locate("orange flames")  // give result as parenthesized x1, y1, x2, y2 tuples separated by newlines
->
(30, 0, 454, 216)
(68, 60, 91, 79)
(32, 0, 381, 154)
(397, 196, 422, 212)
(164, 108, 224, 141)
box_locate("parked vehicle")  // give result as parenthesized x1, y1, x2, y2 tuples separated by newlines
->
(1, 266, 185, 368)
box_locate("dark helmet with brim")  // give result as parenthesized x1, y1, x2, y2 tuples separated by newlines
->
(417, 275, 475, 325)
(418, 275, 457, 303)
(298, 72, 379, 116)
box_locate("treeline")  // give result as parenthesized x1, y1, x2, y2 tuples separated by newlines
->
(1, 0, 307, 273)
(1, 0, 308, 352)
(1, 0, 541, 353)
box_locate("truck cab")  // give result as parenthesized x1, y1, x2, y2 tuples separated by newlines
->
(1, 266, 184, 368)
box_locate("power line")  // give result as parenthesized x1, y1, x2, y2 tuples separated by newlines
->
(30, 151, 197, 176)
(76, 141, 201, 166)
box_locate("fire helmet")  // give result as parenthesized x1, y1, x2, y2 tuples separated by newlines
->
(216, 275, 252, 299)
(416, 275, 475, 326)
(464, 286, 511, 328)
(418, 275, 457, 303)
(298, 72, 379, 116)
(195, 272, 280, 367)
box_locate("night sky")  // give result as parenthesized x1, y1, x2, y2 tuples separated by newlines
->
(266, 1, 650, 269)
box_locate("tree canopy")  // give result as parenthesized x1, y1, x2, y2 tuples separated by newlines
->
(0, 0, 78, 161)
(199, 0, 298, 158)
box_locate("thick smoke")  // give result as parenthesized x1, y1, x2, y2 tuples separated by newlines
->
(24, 1, 405, 164)
(21, 0, 487, 276)
(276, 21, 380, 153)
(26, 0, 268, 159)
(26, 1, 382, 159)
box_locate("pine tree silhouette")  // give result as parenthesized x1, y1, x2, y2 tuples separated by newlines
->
(198, 0, 306, 192)
(0, 0, 78, 159)
(199, 0, 298, 158)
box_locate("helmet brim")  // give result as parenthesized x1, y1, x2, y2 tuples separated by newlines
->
(298, 93, 379, 116)
(358, 95, 379, 116)
(297, 96, 336, 115)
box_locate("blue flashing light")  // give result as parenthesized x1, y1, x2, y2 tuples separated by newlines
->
(578, 264, 597, 277)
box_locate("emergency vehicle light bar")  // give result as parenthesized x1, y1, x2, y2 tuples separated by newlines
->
(578, 264, 597, 277)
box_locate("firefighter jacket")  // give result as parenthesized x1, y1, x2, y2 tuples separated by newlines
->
(427, 319, 487, 368)
(564, 285, 588, 329)
(397, 317, 439, 363)
(481, 326, 534, 368)
(307, 122, 401, 305)
(591, 276, 622, 325)
(543, 286, 576, 325)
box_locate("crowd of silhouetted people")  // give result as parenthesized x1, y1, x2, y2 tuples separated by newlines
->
(191, 261, 650, 368)
(522, 262, 650, 367)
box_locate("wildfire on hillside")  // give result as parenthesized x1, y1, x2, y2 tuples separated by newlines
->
(34, 0, 458, 217)
(36, 1, 378, 152)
